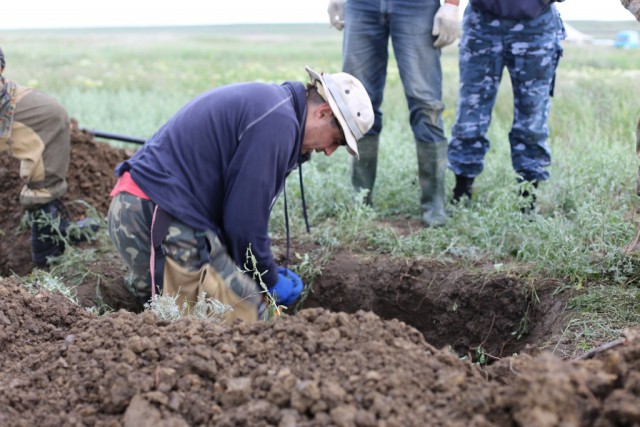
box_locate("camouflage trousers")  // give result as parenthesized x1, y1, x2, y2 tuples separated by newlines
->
(0, 83, 70, 209)
(448, 5, 565, 182)
(107, 192, 262, 307)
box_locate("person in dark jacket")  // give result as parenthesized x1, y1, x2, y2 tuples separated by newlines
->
(107, 66, 374, 319)
(448, 0, 566, 212)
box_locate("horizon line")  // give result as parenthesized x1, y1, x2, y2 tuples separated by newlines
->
(1, 18, 637, 32)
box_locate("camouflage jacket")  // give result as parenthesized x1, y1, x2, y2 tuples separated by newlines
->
(0, 75, 18, 139)
(621, 0, 640, 21)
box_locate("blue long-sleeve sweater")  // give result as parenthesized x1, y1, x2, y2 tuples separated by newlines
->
(115, 81, 308, 287)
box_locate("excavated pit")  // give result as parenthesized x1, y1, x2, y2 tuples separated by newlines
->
(299, 250, 565, 358)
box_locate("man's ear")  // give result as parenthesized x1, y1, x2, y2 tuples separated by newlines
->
(317, 103, 334, 119)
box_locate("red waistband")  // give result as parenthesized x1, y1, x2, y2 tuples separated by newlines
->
(110, 171, 150, 200)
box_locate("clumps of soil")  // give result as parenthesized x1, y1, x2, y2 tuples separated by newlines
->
(1, 277, 640, 426)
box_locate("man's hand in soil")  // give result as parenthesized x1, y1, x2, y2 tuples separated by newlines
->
(270, 268, 304, 306)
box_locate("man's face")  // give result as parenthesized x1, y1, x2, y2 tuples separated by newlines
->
(301, 104, 347, 157)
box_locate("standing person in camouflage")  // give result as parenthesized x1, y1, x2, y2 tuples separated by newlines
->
(108, 66, 374, 320)
(448, 0, 566, 211)
(0, 46, 90, 265)
(327, 0, 461, 227)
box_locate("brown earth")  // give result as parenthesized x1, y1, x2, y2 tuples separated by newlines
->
(1, 125, 639, 426)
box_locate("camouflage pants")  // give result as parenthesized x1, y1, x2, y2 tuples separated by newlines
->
(448, 5, 565, 182)
(0, 84, 70, 209)
(107, 192, 262, 307)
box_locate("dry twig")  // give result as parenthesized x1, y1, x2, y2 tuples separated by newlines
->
(573, 327, 639, 361)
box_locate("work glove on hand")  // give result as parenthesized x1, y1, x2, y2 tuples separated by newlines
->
(432, 3, 461, 49)
(327, 0, 346, 30)
(269, 267, 304, 306)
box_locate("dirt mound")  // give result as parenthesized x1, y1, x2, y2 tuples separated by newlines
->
(1, 277, 639, 426)
(0, 122, 130, 277)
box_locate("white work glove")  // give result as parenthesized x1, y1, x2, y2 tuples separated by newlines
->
(432, 3, 461, 49)
(327, 0, 346, 30)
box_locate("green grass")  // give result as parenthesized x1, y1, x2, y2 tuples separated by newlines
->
(3, 23, 640, 350)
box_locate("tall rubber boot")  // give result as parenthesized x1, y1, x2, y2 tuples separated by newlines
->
(452, 174, 474, 204)
(350, 135, 379, 205)
(417, 140, 447, 227)
(30, 200, 69, 265)
(30, 199, 101, 265)
(519, 181, 539, 214)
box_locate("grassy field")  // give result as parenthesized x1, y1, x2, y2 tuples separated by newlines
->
(569, 19, 640, 39)
(2, 22, 640, 346)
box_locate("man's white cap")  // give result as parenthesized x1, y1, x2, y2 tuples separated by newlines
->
(305, 66, 374, 159)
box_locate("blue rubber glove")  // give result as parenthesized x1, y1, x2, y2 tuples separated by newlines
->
(270, 267, 304, 306)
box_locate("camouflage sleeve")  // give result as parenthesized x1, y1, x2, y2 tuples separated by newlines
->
(621, 0, 640, 21)
(0, 76, 18, 139)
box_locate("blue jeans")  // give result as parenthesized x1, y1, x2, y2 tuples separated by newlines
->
(448, 5, 565, 182)
(343, 0, 445, 144)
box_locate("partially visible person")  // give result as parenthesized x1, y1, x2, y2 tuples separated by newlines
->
(623, 119, 640, 253)
(327, 0, 461, 227)
(0, 46, 90, 265)
(447, 0, 566, 211)
(620, 0, 640, 253)
(621, 0, 640, 21)
(620, 0, 640, 197)
(107, 66, 374, 321)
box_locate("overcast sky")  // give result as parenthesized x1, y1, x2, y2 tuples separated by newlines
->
(1, 0, 637, 30)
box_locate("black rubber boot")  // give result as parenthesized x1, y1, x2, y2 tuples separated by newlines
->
(519, 181, 539, 214)
(30, 200, 69, 265)
(452, 174, 474, 204)
(30, 200, 101, 265)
